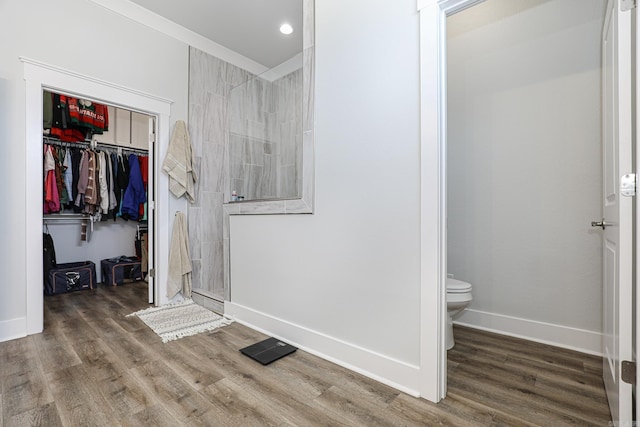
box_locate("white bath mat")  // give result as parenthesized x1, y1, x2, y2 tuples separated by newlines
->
(127, 299, 233, 343)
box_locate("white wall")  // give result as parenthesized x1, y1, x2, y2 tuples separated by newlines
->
(0, 0, 188, 340)
(227, 0, 423, 394)
(447, 0, 606, 353)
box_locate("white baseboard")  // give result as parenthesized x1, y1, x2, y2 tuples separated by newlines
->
(0, 317, 27, 343)
(224, 302, 422, 397)
(455, 309, 602, 356)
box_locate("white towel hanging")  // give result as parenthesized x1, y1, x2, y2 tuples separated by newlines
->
(166, 211, 192, 299)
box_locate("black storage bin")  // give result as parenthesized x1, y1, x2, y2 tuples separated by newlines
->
(101, 256, 142, 286)
(46, 261, 96, 295)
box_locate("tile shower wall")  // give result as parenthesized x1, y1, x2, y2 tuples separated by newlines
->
(228, 77, 275, 200)
(228, 68, 303, 200)
(188, 47, 251, 299)
(274, 71, 303, 198)
(188, 46, 303, 298)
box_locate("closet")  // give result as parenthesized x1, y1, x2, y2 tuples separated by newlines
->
(42, 90, 153, 289)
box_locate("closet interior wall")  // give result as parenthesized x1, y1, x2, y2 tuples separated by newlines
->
(42, 91, 151, 283)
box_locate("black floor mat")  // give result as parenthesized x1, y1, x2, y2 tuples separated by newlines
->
(239, 337, 297, 365)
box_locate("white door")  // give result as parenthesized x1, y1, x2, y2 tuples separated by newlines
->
(146, 115, 156, 304)
(636, 1, 640, 418)
(601, 0, 634, 423)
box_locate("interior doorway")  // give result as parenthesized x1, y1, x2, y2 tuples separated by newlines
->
(442, 1, 639, 422)
(23, 58, 172, 335)
(42, 91, 155, 305)
(416, 0, 618, 404)
(445, 0, 605, 350)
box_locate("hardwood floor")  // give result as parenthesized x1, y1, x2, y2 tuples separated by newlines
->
(1, 283, 611, 426)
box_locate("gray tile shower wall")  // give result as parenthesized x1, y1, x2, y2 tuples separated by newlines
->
(188, 48, 250, 298)
(228, 68, 302, 201)
(188, 46, 304, 298)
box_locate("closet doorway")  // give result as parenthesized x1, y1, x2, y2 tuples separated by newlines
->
(23, 59, 173, 335)
(43, 92, 155, 304)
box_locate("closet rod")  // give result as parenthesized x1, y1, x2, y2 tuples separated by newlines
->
(43, 136, 149, 156)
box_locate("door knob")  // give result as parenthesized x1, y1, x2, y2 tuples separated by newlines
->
(591, 218, 607, 229)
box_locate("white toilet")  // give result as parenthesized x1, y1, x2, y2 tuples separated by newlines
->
(446, 277, 473, 350)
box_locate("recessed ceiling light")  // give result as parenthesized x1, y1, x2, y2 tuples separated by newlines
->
(280, 23, 293, 35)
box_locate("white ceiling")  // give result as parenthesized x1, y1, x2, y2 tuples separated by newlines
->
(128, 0, 303, 69)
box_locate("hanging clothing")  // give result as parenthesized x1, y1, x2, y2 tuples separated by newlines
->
(121, 154, 146, 221)
(83, 151, 99, 215)
(167, 212, 192, 299)
(43, 124, 152, 240)
(80, 217, 93, 242)
(107, 153, 117, 213)
(116, 154, 129, 218)
(98, 151, 109, 214)
(71, 148, 83, 212)
(141, 232, 148, 276)
(137, 155, 148, 219)
(43, 145, 60, 214)
(110, 152, 120, 220)
(63, 149, 73, 208)
(75, 150, 89, 211)
(163, 120, 197, 203)
(53, 147, 67, 206)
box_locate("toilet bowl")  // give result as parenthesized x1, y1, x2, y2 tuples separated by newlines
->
(446, 277, 472, 350)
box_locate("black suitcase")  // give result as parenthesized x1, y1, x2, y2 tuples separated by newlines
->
(101, 256, 142, 286)
(46, 261, 96, 295)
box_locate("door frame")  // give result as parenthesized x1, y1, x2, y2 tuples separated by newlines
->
(418, 0, 638, 413)
(417, 0, 487, 402)
(22, 58, 172, 334)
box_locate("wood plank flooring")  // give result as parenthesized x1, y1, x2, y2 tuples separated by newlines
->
(1, 282, 611, 426)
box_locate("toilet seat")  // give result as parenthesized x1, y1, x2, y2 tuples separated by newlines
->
(446, 277, 472, 293)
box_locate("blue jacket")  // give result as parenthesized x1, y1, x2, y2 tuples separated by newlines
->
(121, 154, 146, 220)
